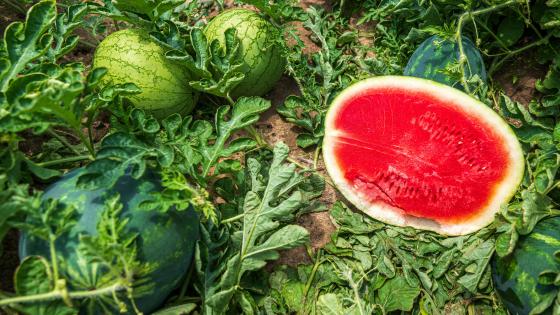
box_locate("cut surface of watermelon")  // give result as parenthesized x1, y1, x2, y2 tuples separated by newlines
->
(323, 76, 524, 235)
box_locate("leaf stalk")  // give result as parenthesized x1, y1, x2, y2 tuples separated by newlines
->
(0, 283, 126, 306)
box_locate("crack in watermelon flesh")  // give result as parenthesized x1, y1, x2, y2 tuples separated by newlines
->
(325, 78, 522, 231)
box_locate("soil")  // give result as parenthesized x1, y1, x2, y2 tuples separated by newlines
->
(0, 231, 19, 292)
(493, 52, 547, 105)
(0, 0, 547, 297)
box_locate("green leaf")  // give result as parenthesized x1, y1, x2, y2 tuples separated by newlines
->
(77, 132, 152, 188)
(23, 155, 61, 180)
(530, 291, 557, 315)
(433, 248, 456, 278)
(151, 303, 197, 315)
(277, 95, 324, 149)
(538, 270, 560, 285)
(167, 28, 245, 98)
(15, 256, 75, 315)
(376, 254, 396, 278)
(113, 0, 183, 19)
(243, 225, 309, 271)
(457, 239, 495, 292)
(0, 179, 41, 254)
(0, 0, 56, 91)
(517, 189, 553, 235)
(200, 143, 323, 312)
(330, 201, 383, 234)
(497, 15, 525, 47)
(495, 224, 519, 257)
(12, 198, 78, 241)
(237, 0, 307, 22)
(317, 293, 346, 315)
(376, 276, 421, 312)
(15, 256, 52, 296)
(48, 3, 89, 61)
(200, 97, 271, 176)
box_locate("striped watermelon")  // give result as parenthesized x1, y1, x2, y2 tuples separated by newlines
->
(204, 8, 285, 98)
(19, 168, 199, 313)
(492, 217, 560, 314)
(404, 35, 487, 90)
(93, 29, 198, 119)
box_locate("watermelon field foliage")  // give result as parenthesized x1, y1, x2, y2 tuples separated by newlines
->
(0, 0, 560, 314)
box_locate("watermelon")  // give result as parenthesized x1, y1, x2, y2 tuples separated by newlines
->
(323, 76, 524, 235)
(204, 8, 285, 98)
(93, 29, 198, 119)
(493, 217, 560, 315)
(19, 168, 199, 313)
(404, 35, 487, 90)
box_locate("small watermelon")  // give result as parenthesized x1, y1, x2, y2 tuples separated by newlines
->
(323, 76, 524, 235)
(93, 29, 199, 119)
(493, 217, 560, 315)
(404, 35, 487, 90)
(204, 8, 285, 98)
(19, 168, 199, 313)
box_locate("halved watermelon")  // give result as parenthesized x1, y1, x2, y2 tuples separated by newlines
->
(323, 76, 524, 235)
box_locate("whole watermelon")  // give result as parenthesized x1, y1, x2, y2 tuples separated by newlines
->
(492, 217, 560, 315)
(93, 29, 198, 119)
(204, 8, 286, 98)
(404, 35, 487, 90)
(19, 168, 199, 314)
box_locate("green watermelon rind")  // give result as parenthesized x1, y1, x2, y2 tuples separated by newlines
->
(404, 35, 487, 90)
(323, 76, 524, 236)
(93, 29, 199, 119)
(204, 8, 286, 98)
(492, 217, 560, 315)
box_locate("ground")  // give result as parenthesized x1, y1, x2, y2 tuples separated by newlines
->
(0, 0, 544, 295)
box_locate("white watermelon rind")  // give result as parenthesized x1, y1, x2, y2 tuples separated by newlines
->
(323, 76, 525, 236)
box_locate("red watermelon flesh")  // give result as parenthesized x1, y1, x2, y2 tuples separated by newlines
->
(323, 76, 524, 235)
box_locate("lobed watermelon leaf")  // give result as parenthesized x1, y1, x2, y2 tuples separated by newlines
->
(14, 256, 74, 315)
(279, 7, 358, 150)
(0, 178, 42, 256)
(237, 0, 307, 23)
(196, 143, 324, 314)
(166, 28, 245, 100)
(376, 277, 421, 312)
(77, 97, 270, 222)
(0, 0, 56, 92)
(90, 0, 186, 28)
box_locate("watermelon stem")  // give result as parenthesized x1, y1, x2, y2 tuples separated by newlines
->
(488, 33, 553, 76)
(226, 95, 235, 106)
(313, 145, 321, 170)
(49, 237, 61, 283)
(303, 247, 323, 298)
(177, 261, 195, 299)
(221, 213, 244, 224)
(455, 0, 520, 93)
(36, 155, 92, 167)
(47, 129, 82, 157)
(0, 282, 126, 306)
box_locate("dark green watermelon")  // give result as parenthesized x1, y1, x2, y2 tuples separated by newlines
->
(19, 168, 199, 314)
(492, 217, 560, 315)
(404, 35, 487, 90)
